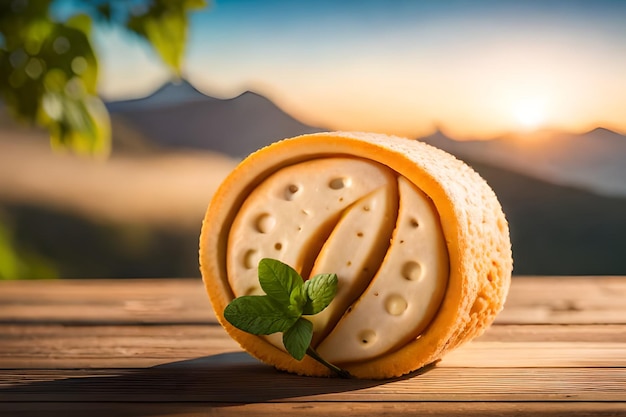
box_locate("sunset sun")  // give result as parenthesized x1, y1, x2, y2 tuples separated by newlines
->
(511, 98, 548, 131)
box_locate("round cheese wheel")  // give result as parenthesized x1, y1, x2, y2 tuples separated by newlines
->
(199, 131, 513, 379)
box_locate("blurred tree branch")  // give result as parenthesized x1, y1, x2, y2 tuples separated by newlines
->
(0, 0, 206, 156)
(0, 0, 206, 279)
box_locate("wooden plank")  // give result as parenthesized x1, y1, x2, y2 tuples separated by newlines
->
(1, 278, 624, 414)
(1, 324, 625, 369)
(0, 324, 238, 368)
(2, 277, 625, 325)
(0, 323, 224, 339)
(1, 401, 625, 417)
(440, 341, 626, 367)
(2, 341, 625, 369)
(478, 324, 626, 342)
(0, 279, 215, 324)
(1, 367, 624, 402)
(497, 276, 626, 324)
(3, 322, 625, 341)
(3, 322, 625, 343)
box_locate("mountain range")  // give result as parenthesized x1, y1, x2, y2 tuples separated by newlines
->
(422, 127, 626, 198)
(109, 81, 626, 199)
(104, 81, 626, 275)
(107, 80, 321, 158)
(2, 80, 625, 277)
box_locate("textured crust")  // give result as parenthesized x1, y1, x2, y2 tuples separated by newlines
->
(199, 131, 513, 379)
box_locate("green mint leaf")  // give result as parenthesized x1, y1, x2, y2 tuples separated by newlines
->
(258, 258, 303, 305)
(288, 283, 306, 317)
(223, 258, 349, 377)
(224, 295, 298, 335)
(302, 273, 339, 315)
(283, 318, 313, 361)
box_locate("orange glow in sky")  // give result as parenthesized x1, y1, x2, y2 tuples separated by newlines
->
(511, 97, 548, 131)
(95, 1, 626, 139)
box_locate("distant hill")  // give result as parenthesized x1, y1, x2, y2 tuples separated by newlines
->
(461, 156, 626, 275)
(422, 128, 626, 198)
(104, 80, 626, 275)
(3, 82, 625, 277)
(421, 130, 626, 274)
(107, 80, 212, 112)
(107, 81, 322, 158)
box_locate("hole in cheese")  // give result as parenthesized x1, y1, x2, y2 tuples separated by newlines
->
(285, 184, 300, 200)
(329, 177, 350, 190)
(385, 294, 408, 316)
(401, 261, 423, 281)
(358, 330, 377, 345)
(242, 249, 259, 269)
(255, 213, 275, 234)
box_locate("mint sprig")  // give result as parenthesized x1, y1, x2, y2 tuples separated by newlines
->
(224, 258, 351, 378)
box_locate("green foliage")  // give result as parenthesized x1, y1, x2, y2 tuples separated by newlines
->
(224, 295, 300, 335)
(127, 0, 206, 77)
(303, 273, 339, 315)
(0, 219, 57, 280)
(283, 318, 313, 360)
(223, 258, 348, 375)
(0, 0, 206, 156)
(258, 256, 305, 306)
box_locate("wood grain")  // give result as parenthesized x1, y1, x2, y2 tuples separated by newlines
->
(0, 279, 214, 324)
(497, 276, 626, 324)
(1, 324, 625, 369)
(1, 367, 624, 402)
(1, 277, 625, 416)
(2, 277, 625, 324)
(1, 402, 625, 417)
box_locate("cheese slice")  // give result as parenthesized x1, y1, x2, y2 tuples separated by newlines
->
(316, 176, 449, 363)
(307, 183, 398, 345)
(227, 157, 396, 298)
(226, 157, 397, 353)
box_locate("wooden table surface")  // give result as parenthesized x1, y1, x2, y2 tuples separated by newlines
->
(1, 276, 625, 416)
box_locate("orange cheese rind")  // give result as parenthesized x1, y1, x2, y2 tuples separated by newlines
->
(199, 131, 513, 379)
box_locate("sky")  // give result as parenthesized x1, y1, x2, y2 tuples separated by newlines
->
(94, 0, 626, 139)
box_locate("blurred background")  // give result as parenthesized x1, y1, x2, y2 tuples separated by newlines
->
(1, 0, 625, 279)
